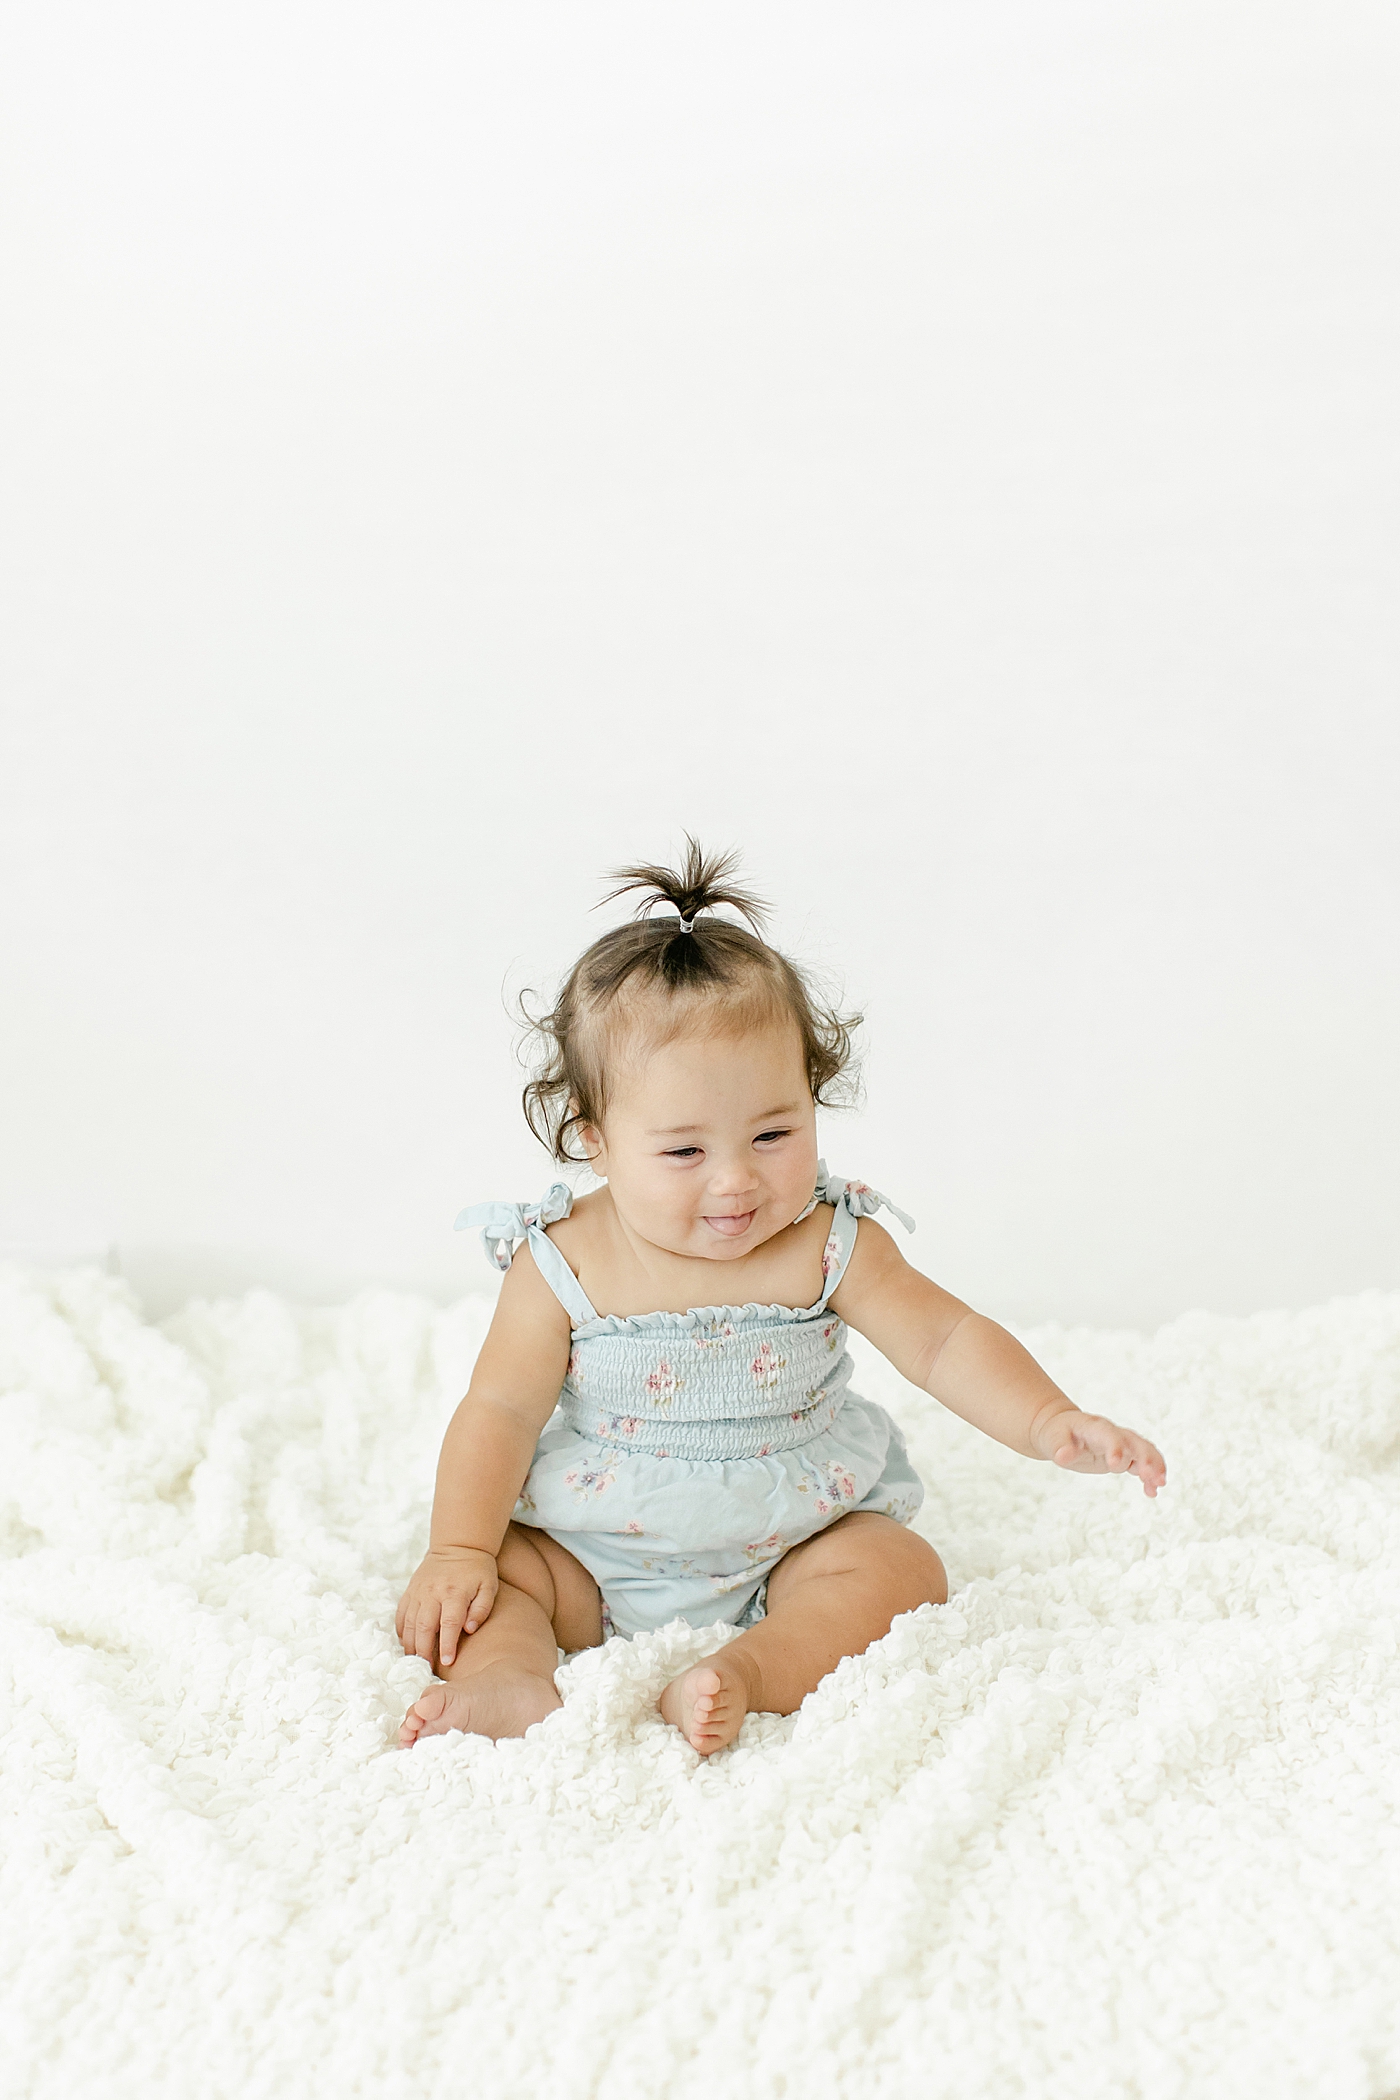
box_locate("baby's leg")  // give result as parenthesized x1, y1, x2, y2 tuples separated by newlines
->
(660, 1513, 946, 1754)
(400, 1524, 603, 1745)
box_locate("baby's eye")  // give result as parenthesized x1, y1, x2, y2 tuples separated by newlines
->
(664, 1147, 702, 1160)
(755, 1129, 791, 1145)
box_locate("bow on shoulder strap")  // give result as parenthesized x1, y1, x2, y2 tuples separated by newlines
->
(794, 1158, 916, 1234)
(454, 1182, 575, 1272)
(835, 1174, 916, 1235)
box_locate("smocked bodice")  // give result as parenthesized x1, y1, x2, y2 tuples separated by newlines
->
(456, 1162, 915, 1462)
(560, 1304, 855, 1460)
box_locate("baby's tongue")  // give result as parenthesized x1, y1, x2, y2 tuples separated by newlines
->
(704, 1212, 753, 1237)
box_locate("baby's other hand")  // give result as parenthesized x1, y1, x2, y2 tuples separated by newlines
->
(1035, 1409, 1166, 1497)
(396, 1547, 499, 1668)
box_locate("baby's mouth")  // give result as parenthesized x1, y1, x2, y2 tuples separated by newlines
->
(703, 1210, 755, 1238)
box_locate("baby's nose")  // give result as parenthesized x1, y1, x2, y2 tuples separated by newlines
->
(707, 1162, 760, 1194)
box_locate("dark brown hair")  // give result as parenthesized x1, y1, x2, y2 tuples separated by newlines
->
(519, 835, 863, 1164)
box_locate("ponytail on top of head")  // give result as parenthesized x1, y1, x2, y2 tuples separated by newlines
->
(597, 835, 768, 963)
(517, 833, 863, 1164)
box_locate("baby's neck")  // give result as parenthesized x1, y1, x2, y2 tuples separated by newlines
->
(560, 1189, 834, 1318)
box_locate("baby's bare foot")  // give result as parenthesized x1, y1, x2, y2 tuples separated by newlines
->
(399, 1664, 561, 1747)
(659, 1652, 753, 1755)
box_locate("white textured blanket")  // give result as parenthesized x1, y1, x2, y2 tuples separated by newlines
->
(2, 1266, 1398, 2100)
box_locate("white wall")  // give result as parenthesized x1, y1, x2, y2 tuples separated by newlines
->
(2, 1, 1397, 1329)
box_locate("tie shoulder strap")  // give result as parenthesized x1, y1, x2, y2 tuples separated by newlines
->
(455, 1182, 575, 1270)
(801, 1160, 916, 1307)
(454, 1183, 598, 1328)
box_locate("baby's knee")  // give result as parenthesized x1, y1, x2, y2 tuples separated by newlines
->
(900, 1529, 948, 1607)
(868, 1518, 947, 1608)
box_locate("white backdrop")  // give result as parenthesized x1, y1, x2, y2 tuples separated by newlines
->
(2, 1, 1397, 1328)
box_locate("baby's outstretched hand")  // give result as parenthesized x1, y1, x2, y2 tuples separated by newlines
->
(396, 1547, 499, 1668)
(1035, 1408, 1166, 1497)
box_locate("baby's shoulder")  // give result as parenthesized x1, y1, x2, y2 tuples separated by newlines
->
(824, 1211, 916, 1319)
(538, 1185, 608, 1265)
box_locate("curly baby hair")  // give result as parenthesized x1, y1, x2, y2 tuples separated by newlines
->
(518, 834, 864, 1164)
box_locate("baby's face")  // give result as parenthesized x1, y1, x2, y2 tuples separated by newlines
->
(582, 1017, 819, 1263)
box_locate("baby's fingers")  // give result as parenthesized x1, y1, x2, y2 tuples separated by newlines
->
(438, 1577, 498, 1668)
(463, 1573, 498, 1638)
(1126, 1437, 1168, 1497)
(438, 1599, 468, 1669)
(410, 1603, 442, 1663)
(395, 1589, 422, 1650)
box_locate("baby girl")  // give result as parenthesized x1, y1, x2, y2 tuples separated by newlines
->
(397, 840, 1165, 1755)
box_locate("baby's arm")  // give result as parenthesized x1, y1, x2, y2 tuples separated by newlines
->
(832, 1220, 1166, 1496)
(396, 1246, 572, 1669)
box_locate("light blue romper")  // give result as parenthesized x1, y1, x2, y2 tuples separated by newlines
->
(455, 1162, 926, 1639)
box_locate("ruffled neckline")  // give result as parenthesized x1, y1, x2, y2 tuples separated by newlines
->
(571, 1297, 833, 1338)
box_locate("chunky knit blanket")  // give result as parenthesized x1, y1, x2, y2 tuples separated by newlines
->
(2, 1266, 1397, 2100)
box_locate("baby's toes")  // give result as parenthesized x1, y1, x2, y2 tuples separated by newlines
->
(688, 1673, 725, 1736)
(399, 1685, 448, 1746)
(660, 1657, 754, 1754)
